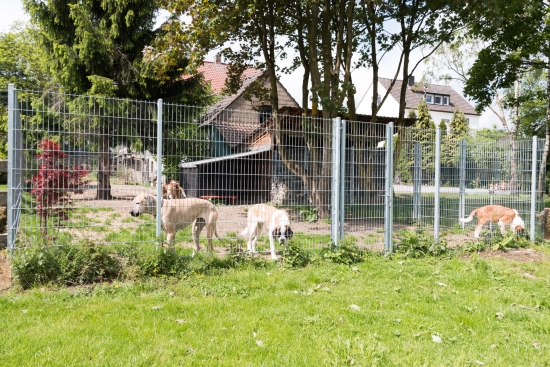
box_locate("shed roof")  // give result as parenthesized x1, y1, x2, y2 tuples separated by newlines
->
(179, 145, 271, 168)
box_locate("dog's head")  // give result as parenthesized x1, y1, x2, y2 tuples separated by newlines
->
(510, 214, 526, 238)
(129, 193, 156, 217)
(272, 225, 293, 244)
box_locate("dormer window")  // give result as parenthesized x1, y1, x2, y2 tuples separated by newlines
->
(425, 93, 450, 105)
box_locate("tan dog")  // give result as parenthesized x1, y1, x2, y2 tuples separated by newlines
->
(153, 179, 187, 199)
(129, 193, 220, 254)
(459, 204, 525, 238)
(241, 204, 293, 260)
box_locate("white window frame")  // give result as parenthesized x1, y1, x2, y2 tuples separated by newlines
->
(434, 95, 442, 104)
(443, 96, 449, 105)
(425, 94, 433, 104)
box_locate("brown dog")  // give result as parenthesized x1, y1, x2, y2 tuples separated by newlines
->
(153, 179, 187, 199)
(459, 204, 525, 238)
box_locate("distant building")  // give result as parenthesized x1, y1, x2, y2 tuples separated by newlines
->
(356, 76, 480, 128)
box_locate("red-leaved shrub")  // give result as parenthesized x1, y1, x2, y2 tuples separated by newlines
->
(28, 139, 90, 231)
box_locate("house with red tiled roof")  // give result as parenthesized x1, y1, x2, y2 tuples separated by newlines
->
(356, 77, 480, 127)
(193, 59, 300, 157)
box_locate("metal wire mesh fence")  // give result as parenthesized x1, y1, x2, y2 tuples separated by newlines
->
(6, 85, 546, 256)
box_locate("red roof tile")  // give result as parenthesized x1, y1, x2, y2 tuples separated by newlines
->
(186, 61, 264, 94)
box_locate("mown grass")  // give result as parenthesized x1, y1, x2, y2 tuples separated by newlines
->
(2, 250, 550, 366)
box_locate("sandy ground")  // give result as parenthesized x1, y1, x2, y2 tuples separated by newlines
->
(0, 251, 10, 289)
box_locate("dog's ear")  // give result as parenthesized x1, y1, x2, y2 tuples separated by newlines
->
(285, 225, 293, 239)
(271, 226, 281, 237)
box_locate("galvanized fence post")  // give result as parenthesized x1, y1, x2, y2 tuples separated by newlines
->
(7, 84, 21, 254)
(331, 117, 341, 246)
(339, 120, 346, 241)
(384, 122, 394, 254)
(434, 127, 441, 240)
(156, 99, 163, 248)
(459, 139, 466, 228)
(349, 147, 355, 205)
(413, 143, 422, 224)
(530, 136, 538, 243)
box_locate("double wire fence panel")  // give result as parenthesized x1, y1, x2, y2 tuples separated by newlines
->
(6, 86, 546, 254)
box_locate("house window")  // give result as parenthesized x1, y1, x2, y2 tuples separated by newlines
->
(434, 95, 442, 104)
(443, 96, 449, 105)
(259, 105, 272, 124)
(426, 94, 433, 104)
(377, 94, 381, 106)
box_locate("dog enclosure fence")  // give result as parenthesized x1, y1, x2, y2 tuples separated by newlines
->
(6, 85, 546, 255)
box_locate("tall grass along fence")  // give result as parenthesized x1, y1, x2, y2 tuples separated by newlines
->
(5, 85, 546, 255)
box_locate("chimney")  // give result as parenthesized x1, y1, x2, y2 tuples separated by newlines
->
(215, 53, 222, 64)
(408, 75, 415, 87)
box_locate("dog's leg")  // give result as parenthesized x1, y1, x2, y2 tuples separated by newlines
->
(498, 220, 507, 236)
(250, 223, 262, 253)
(192, 219, 206, 255)
(474, 223, 482, 239)
(268, 225, 278, 260)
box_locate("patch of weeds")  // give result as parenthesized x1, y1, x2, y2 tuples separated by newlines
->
(110, 213, 121, 219)
(283, 243, 309, 268)
(490, 235, 531, 251)
(441, 224, 465, 235)
(459, 241, 487, 253)
(362, 233, 382, 245)
(91, 226, 108, 233)
(11, 245, 61, 288)
(394, 229, 448, 258)
(299, 206, 319, 223)
(207, 198, 226, 206)
(122, 217, 137, 223)
(11, 242, 120, 289)
(104, 218, 112, 226)
(321, 237, 363, 265)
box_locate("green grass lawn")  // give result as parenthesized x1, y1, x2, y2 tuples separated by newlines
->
(2, 249, 550, 366)
(0, 184, 6, 191)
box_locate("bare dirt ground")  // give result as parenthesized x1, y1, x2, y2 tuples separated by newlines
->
(0, 251, 11, 290)
(476, 248, 548, 262)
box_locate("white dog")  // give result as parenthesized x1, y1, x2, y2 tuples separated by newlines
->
(241, 204, 293, 260)
(129, 193, 220, 254)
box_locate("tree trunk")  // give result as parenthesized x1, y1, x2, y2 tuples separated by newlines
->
(538, 63, 550, 194)
(96, 133, 112, 200)
(510, 79, 519, 193)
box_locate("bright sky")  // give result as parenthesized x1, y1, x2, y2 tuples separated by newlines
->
(2, 0, 500, 129)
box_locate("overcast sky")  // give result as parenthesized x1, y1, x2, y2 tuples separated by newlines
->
(2, 0, 501, 129)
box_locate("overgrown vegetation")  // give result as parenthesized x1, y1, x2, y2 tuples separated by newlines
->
(395, 229, 448, 258)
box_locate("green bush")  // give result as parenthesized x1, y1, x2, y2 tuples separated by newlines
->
(395, 229, 448, 258)
(321, 237, 363, 265)
(283, 243, 309, 268)
(11, 245, 61, 288)
(57, 242, 120, 285)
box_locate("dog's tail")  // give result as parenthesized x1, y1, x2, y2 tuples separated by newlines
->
(459, 209, 478, 223)
(179, 185, 187, 198)
(240, 227, 249, 238)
